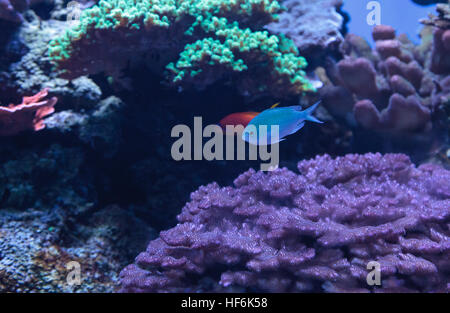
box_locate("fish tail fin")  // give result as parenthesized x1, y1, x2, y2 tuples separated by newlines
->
(306, 115, 323, 124)
(302, 101, 323, 124)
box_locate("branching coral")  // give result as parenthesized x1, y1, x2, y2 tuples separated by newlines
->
(0, 88, 57, 136)
(48, 0, 315, 98)
(120, 153, 450, 293)
(320, 24, 448, 134)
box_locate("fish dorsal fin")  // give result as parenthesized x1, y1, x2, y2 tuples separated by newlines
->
(270, 102, 280, 109)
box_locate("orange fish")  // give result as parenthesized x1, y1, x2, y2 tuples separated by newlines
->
(219, 103, 279, 134)
(219, 112, 259, 134)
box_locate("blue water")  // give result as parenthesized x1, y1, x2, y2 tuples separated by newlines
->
(343, 0, 437, 44)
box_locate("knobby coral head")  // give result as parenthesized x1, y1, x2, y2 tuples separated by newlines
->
(0, 88, 57, 136)
(320, 22, 449, 137)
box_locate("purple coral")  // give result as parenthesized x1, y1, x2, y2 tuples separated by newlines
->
(430, 27, 450, 74)
(321, 24, 448, 134)
(420, 1, 450, 75)
(120, 153, 450, 293)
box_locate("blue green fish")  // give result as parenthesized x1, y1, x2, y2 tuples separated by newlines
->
(242, 101, 323, 145)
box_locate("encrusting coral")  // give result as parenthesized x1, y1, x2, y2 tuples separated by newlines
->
(0, 88, 57, 136)
(48, 0, 315, 98)
(320, 24, 448, 135)
(120, 153, 450, 293)
(266, 0, 345, 66)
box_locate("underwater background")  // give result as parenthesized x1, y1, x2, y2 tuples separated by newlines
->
(0, 0, 448, 292)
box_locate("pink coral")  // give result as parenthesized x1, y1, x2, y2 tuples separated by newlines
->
(0, 88, 57, 136)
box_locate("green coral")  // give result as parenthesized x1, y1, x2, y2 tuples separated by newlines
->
(49, 0, 315, 97)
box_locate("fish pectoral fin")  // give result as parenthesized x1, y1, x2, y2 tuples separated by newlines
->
(287, 121, 305, 135)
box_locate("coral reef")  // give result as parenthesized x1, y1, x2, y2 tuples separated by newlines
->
(0, 12, 125, 152)
(2, 14, 102, 106)
(0, 205, 155, 292)
(0, 88, 56, 136)
(45, 95, 124, 157)
(48, 0, 315, 98)
(320, 24, 448, 136)
(0, 144, 89, 210)
(266, 0, 345, 66)
(0, 0, 448, 294)
(120, 153, 450, 293)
